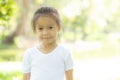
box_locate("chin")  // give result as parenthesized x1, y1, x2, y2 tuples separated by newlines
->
(43, 41, 53, 45)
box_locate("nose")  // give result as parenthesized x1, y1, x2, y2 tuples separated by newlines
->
(43, 29, 49, 35)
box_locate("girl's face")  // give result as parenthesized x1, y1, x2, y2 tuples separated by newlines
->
(35, 16, 60, 46)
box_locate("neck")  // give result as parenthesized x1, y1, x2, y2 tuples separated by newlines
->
(38, 43, 57, 54)
(42, 43, 57, 49)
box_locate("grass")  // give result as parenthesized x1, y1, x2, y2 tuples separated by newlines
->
(0, 44, 25, 62)
(72, 41, 120, 60)
(0, 41, 120, 61)
(0, 71, 80, 80)
(0, 71, 22, 80)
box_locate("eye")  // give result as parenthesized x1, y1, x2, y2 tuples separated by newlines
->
(49, 26, 53, 29)
(38, 28, 43, 30)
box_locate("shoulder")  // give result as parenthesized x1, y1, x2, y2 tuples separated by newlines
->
(25, 47, 36, 53)
(23, 47, 36, 57)
(58, 45, 69, 51)
(57, 45, 71, 56)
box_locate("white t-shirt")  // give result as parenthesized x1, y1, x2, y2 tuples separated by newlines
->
(23, 45, 73, 80)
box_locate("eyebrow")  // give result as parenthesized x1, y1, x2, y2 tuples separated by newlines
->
(47, 25, 54, 27)
(36, 24, 54, 27)
(36, 25, 43, 27)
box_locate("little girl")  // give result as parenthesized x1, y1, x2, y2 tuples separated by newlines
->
(23, 6, 73, 80)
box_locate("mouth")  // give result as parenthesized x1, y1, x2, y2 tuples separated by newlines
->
(43, 37, 51, 39)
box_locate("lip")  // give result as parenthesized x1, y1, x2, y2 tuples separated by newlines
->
(43, 37, 51, 39)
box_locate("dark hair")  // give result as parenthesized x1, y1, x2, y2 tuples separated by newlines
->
(32, 6, 61, 32)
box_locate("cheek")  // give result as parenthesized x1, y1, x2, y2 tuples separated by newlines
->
(54, 32, 59, 37)
(36, 31, 42, 37)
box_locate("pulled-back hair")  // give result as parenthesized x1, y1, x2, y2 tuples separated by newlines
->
(32, 6, 61, 32)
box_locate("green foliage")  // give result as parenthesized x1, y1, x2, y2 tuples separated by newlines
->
(61, 0, 120, 41)
(0, 0, 18, 21)
(0, 71, 22, 80)
(0, 0, 19, 43)
(0, 49, 23, 61)
(0, 44, 24, 61)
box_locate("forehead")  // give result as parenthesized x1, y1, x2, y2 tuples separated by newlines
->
(35, 16, 57, 26)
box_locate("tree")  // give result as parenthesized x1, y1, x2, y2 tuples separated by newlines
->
(3, 0, 30, 44)
(0, 0, 18, 43)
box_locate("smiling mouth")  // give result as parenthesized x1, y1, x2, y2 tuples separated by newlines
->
(43, 37, 51, 39)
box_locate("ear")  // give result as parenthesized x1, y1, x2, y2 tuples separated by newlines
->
(58, 24, 63, 32)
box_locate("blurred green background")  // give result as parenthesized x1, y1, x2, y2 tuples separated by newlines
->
(0, 0, 120, 80)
